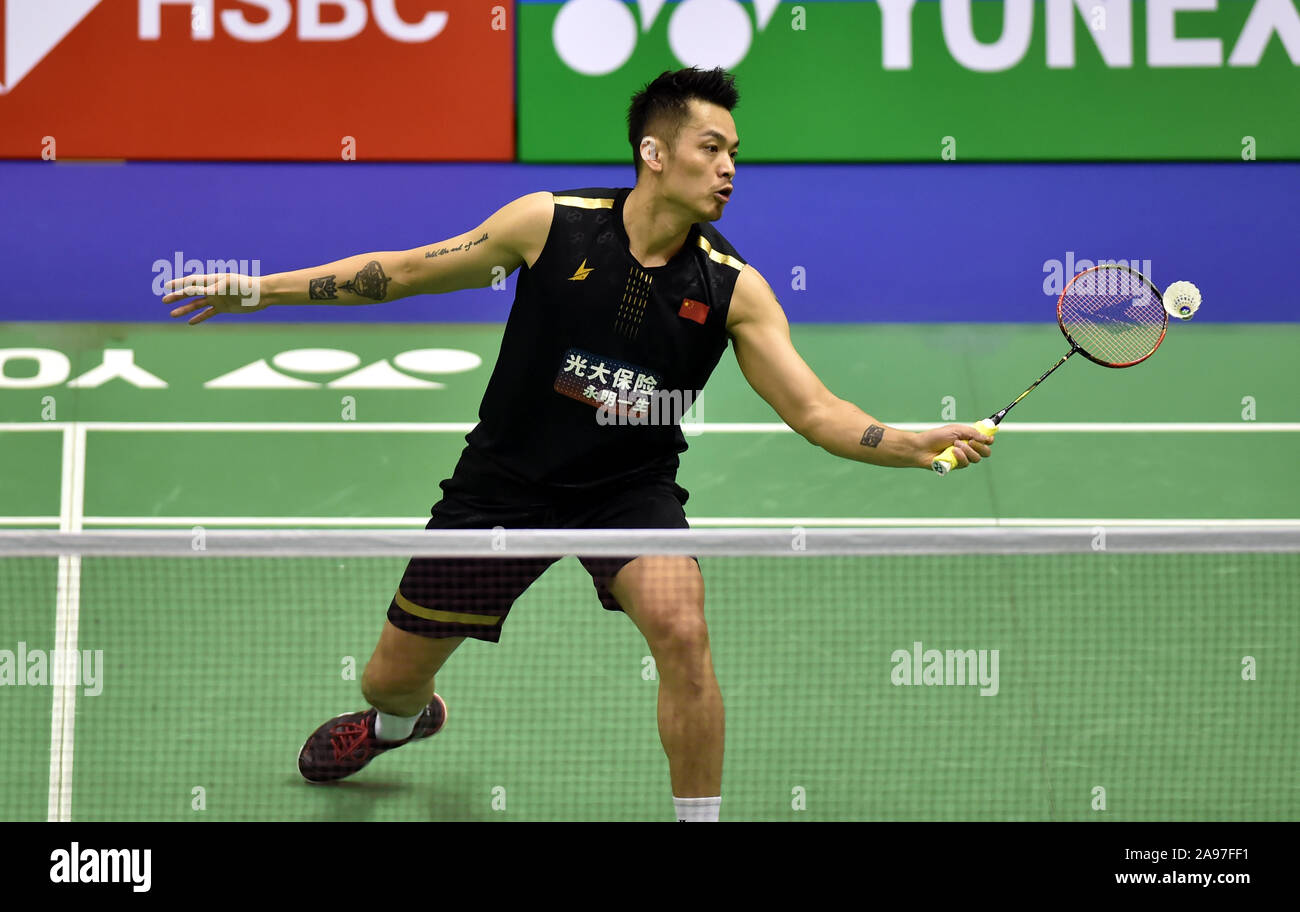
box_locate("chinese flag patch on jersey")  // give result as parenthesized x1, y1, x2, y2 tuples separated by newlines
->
(678, 298, 709, 324)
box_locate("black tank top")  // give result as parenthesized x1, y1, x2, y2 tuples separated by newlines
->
(453, 187, 746, 495)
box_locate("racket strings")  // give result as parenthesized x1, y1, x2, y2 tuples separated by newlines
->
(1059, 267, 1166, 366)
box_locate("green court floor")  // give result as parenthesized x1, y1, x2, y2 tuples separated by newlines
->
(1, 321, 1298, 821)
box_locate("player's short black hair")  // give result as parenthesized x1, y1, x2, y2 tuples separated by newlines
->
(627, 67, 739, 176)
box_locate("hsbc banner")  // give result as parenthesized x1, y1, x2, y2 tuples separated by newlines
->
(520, 0, 1300, 161)
(0, 0, 513, 161)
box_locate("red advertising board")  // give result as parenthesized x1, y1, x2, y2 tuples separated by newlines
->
(0, 0, 513, 160)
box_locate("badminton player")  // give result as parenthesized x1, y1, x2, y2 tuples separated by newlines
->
(163, 67, 994, 822)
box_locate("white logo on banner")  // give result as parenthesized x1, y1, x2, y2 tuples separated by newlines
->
(0, 348, 166, 389)
(0, 0, 103, 94)
(549, 0, 1300, 76)
(0, 347, 482, 390)
(0, 1, 453, 94)
(554, 0, 781, 75)
(205, 348, 482, 390)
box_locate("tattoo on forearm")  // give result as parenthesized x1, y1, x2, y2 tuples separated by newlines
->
(424, 232, 489, 259)
(338, 260, 392, 301)
(860, 425, 884, 448)
(309, 261, 391, 302)
(309, 276, 338, 300)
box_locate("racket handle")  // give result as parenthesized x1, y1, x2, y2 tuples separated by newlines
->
(931, 419, 998, 476)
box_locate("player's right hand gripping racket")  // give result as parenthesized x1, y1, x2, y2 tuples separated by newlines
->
(932, 264, 1168, 475)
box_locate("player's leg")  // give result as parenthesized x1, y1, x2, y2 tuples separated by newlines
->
(298, 552, 557, 782)
(361, 622, 463, 717)
(572, 477, 722, 818)
(299, 459, 561, 782)
(608, 555, 723, 802)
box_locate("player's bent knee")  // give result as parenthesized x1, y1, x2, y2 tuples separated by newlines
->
(640, 609, 711, 660)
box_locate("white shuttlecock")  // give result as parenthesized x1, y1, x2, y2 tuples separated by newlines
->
(1163, 281, 1201, 321)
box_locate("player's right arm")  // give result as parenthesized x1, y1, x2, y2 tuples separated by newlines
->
(163, 192, 554, 325)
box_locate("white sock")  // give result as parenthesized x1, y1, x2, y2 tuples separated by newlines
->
(373, 709, 419, 741)
(674, 796, 721, 822)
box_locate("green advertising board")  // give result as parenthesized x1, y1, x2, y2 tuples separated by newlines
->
(518, 0, 1300, 161)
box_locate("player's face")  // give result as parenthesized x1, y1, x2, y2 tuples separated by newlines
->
(665, 101, 738, 221)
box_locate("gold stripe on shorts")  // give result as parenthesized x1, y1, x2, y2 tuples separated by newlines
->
(394, 590, 503, 626)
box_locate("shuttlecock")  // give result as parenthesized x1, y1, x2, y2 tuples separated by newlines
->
(1163, 280, 1201, 321)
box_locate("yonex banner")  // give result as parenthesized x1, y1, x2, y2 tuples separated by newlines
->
(0, 0, 513, 161)
(519, 0, 1300, 161)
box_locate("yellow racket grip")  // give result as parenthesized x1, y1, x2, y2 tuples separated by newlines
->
(931, 419, 998, 476)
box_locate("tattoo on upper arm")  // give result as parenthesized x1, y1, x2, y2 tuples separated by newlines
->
(860, 425, 884, 448)
(309, 276, 337, 300)
(424, 232, 489, 259)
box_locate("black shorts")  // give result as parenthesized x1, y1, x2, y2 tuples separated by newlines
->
(386, 470, 691, 643)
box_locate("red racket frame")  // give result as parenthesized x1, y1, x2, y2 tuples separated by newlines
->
(1057, 263, 1168, 369)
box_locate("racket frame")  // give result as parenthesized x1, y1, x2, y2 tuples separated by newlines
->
(1057, 264, 1168, 369)
(990, 263, 1169, 426)
(931, 264, 1170, 474)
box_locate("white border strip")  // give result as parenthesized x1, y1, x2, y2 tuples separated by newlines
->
(49, 516, 1300, 529)
(48, 424, 85, 823)
(7, 526, 1299, 557)
(2, 421, 1298, 433)
(692, 517, 1300, 528)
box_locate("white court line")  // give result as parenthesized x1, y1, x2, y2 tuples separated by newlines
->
(1, 421, 1298, 433)
(49, 424, 86, 823)
(0, 517, 60, 526)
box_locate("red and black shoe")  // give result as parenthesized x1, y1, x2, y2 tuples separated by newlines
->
(298, 694, 448, 783)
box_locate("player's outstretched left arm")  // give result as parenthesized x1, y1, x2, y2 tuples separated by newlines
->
(727, 266, 993, 470)
(162, 192, 553, 325)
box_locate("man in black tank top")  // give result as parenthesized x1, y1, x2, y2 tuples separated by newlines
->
(165, 68, 994, 821)
(457, 184, 740, 491)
